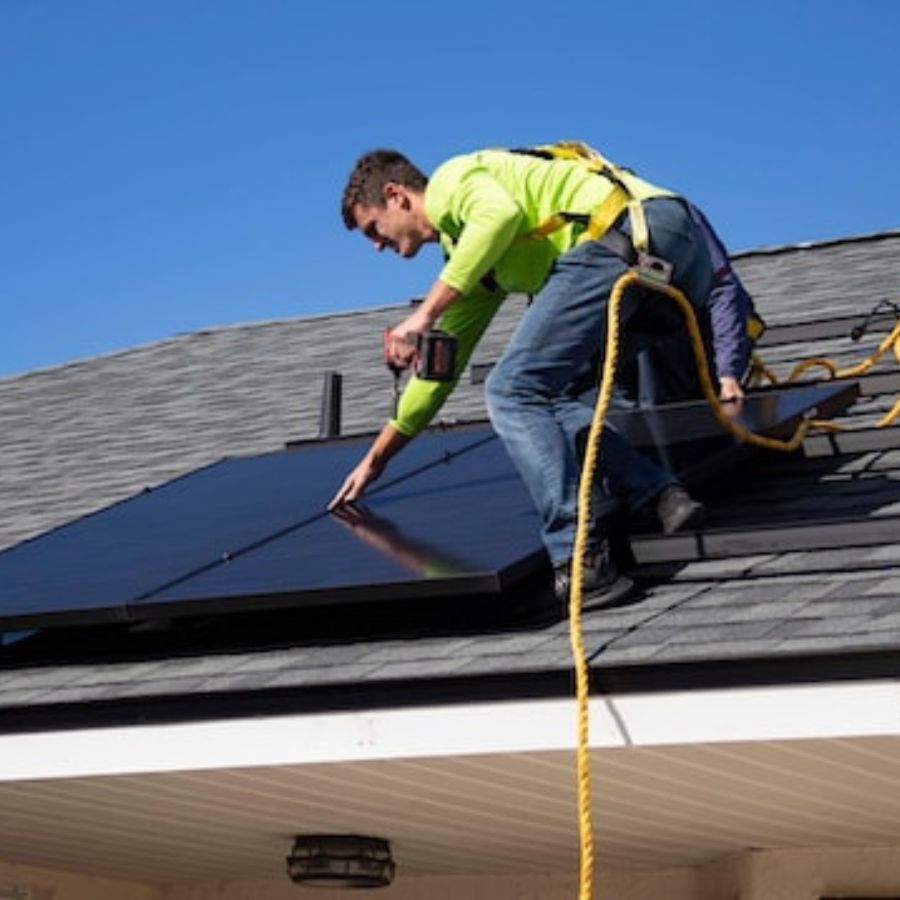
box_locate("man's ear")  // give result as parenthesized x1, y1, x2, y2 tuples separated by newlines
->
(383, 182, 411, 209)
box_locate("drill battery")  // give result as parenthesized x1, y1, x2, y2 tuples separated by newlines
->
(416, 330, 457, 381)
(383, 328, 457, 382)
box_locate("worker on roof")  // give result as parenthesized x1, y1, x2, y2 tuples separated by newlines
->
(329, 145, 750, 608)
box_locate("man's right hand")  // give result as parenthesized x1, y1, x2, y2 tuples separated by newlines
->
(384, 328, 418, 372)
(328, 454, 385, 509)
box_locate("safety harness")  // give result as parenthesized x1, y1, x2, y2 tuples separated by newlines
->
(512, 140, 766, 366)
(512, 140, 665, 274)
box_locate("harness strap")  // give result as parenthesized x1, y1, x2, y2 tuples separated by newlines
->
(514, 143, 651, 253)
(584, 184, 631, 243)
(626, 200, 650, 254)
(524, 210, 637, 265)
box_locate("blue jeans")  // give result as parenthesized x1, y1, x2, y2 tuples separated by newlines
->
(485, 198, 713, 564)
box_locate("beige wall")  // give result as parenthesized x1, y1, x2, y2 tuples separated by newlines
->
(159, 869, 700, 900)
(5, 846, 900, 900)
(740, 846, 900, 900)
(0, 863, 701, 900)
(0, 859, 163, 900)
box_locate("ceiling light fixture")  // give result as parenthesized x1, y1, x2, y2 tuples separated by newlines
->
(286, 835, 396, 889)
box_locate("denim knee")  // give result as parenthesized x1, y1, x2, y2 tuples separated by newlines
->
(484, 361, 511, 429)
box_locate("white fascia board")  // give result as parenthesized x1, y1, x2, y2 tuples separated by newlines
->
(1, 679, 899, 781)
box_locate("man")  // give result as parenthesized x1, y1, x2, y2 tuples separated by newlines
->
(329, 146, 743, 607)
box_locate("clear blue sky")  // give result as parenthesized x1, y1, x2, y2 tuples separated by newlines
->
(2, 0, 898, 377)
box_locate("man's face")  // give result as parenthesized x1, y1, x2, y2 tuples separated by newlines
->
(353, 185, 429, 258)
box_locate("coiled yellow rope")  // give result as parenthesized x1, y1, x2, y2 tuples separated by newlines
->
(768, 318, 900, 428)
(568, 269, 869, 900)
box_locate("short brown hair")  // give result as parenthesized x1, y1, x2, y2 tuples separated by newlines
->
(341, 149, 428, 229)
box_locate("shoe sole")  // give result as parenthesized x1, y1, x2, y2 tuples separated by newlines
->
(582, 575, 635, 610)
(662, 503, 706, 535)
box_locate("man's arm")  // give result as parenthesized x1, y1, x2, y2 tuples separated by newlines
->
(327, 423, 409, 509)
(329, 279, 505, 509)
(426, 161, 524, 296)
(391, 280, 506, 436)
(686, 202, 752, 402)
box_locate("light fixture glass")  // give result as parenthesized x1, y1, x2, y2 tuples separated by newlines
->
(286, 835, 396, 889)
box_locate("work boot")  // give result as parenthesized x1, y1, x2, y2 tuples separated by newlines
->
(554, 540, 634, 614)
(655, 485, 706, 534)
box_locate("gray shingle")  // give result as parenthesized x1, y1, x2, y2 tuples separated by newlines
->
(595, 643, 667, 664)
(364, 657, 474, 681)
(777, 615, 886, 639)
(457, 650, 574, 675)
(864, 576, 900, 596)
(773, 633, 899, 654)
(354, 638, 482, 665)
(732, 232, 900, 326)
(666, 555, 779, 580)
(260, 663, 384, 689)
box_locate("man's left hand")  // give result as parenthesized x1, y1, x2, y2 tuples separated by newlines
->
(719, 376, 744, 403)
(719, 375, 744, 419)
(328, 453, 385, 509)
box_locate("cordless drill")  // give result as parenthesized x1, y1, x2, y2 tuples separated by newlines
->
(382, 328, 457, 381)
(383, 328, 458, 415)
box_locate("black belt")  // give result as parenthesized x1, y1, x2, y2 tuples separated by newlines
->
(558, 211, 638, 266)
(596, 226, 637, 266)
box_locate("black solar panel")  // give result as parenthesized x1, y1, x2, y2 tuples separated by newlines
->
(608, 381, 859, 484)
(0, 383, 858, 631)
(0, 427, 542, 629)
(138, 435, 543, 617)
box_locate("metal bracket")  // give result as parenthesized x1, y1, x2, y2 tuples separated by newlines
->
(636, 252, 673, 285)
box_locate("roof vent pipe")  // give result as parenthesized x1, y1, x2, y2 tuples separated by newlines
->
(318, 371, 342, 438)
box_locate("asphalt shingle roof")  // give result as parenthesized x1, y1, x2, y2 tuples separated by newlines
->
(1, 230, 900, 729)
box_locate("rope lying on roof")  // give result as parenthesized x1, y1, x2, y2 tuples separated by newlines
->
(748, 307, 900, 428)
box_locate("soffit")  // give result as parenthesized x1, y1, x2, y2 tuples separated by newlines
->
(1, 735, 899, 881)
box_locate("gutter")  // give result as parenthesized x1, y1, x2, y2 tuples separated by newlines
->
(1, 678, 899, 782)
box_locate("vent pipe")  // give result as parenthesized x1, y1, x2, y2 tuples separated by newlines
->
(318, 371, 342, 438)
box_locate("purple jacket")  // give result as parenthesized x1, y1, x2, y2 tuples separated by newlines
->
(687, 203, 756, 380)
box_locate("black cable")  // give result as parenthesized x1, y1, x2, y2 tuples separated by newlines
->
(850, 298, 900, 342)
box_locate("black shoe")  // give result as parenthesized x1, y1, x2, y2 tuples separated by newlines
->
(554, 541, 634, 613)
(656, 485, 706, 535)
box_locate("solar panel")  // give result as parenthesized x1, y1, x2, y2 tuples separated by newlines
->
(0, 427, 541, 629)
(608, 381, 859, 484)
(138, 435, 544, 618)
(0, 383, 857, 631)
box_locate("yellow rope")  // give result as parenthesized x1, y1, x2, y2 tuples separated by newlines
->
(568, 271, 624, 900)
(781, 318, 900, 428)
(569, 270, 843, 900)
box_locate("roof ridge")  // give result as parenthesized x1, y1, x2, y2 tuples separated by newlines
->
(0, 299, 417, 385)
(733, 227, 900, 260)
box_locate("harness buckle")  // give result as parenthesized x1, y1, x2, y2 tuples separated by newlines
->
(635, 252, 673, 285)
